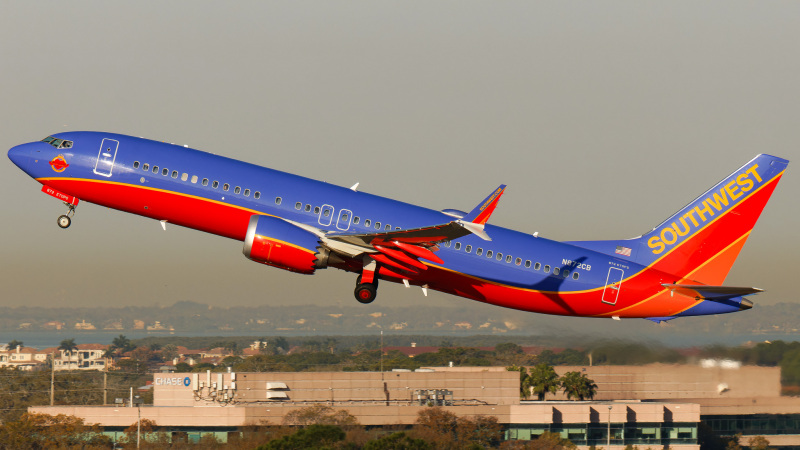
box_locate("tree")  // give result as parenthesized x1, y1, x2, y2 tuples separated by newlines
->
(748, 436, 773, 450)
(363, 431, 431, 450)
(529, 363, 561, 401)
(257, 424, 346, 450)
(161, 344, 179, 362)
(0, 413, 110, 448)
(112, 334, 135, 353)
(7, 339, 23, 350)
(58, 338, 78, 370)
(508, 365, 533, 399)
(560, 371, 597, 400)
(282, 405, 360, 428)
(273, 336, 290, 353)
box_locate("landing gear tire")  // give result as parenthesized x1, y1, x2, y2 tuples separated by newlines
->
(354, 283, 377, 304)
(57, 215, 71, 229)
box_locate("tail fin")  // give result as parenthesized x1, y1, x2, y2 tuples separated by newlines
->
(565, 154, 788, 284)
(638, 154, 788, 284)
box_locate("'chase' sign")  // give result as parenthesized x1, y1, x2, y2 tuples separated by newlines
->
(156, 376, 191, 387)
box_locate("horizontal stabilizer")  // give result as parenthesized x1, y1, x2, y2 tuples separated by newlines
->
(662, 284, 763, 301)
(646, 317, 677, 324)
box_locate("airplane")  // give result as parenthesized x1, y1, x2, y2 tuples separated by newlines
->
(7, 132, 789, 322)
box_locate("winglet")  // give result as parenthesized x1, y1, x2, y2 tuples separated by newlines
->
(462, 185, 506, 225)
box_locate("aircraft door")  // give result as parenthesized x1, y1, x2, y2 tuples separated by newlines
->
(336, 209, 352, 231)
(601, 267, 624, 305)
(318, 204, 334, 227)
(93, 138, 119, 177)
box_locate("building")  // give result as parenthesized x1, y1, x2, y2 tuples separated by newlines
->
(51, 344, 109, 371)
(0, 346, 49, 370)
(31, 369, 700, 448)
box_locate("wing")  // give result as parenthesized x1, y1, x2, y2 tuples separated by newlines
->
(320, 185, 507, 276)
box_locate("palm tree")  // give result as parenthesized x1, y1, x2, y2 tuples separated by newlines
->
(112, 334, 134, 353)
(529, 363, 561, 401)
(560, 371, 598, 400)
(507, 365, 533, 399)
(58, 338, 79, 370)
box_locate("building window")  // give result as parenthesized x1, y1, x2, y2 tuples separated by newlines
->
(133, 161, 140, 169)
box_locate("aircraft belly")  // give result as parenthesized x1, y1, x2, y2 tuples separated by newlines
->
(40, 178, 251, 241)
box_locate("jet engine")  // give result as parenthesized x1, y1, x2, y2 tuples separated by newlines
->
(243, 215, 330, 274)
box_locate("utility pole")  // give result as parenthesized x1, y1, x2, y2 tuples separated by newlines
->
(607, 404, 612, 449)
(50, 351, 55, 406)
(103, 357, 108, 405)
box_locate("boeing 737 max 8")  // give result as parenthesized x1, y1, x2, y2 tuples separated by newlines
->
(7, 132, 789, 322)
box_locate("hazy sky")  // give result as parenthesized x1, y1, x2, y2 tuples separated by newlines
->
(1, 2, 798, 323)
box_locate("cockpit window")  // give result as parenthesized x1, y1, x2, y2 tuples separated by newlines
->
(41, 136, 73, 149)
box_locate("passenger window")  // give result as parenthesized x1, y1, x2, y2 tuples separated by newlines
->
(486, 250, 493, 258)
(152, 166, 158, 173)
(563, 270, 569, 278)
(181, 173, 188, 181)
(172, 171, 178, 178)
(444, 241, 451, 248)
(323, 209, 330, 217)
(295, 202, 302, 210)
(385, 224, 391, 231)
(162, 168, 168, 176)
(454, 243, 461, 250)
(476, 248, 483, 256)
(133, 161, 140, 169)
(353, 217, 360, 224)
(525, 260, 531, 268)
(305, 204, 311, 212)
(234, 186, 241, 194)
(506, 255, 512, 263)
(395, 227, 401, 230)
(314, 206, 320, 214)
(365, 219, 371, 227)
(254, 192, 260, 199)
(275, 197, 282, 205)
(244, 189, 250, 197)
(342, 213, 349, 221)
(202, 178, 208, 186)
(534, 262, 541, 271)
(143, 163, 150, 171)
(496, 253, 503, 261)
(543, 265, 551, 273)
(223, 183, 230, 191)
(375, 222, 381, 229)
(191, 175, 198, 184)
(516, 258, 522, 266)
(553, 267, 560, 276)
(465, 245, 472, 253)
(572, 272, 580, 280)
(212, 181, 219, 189)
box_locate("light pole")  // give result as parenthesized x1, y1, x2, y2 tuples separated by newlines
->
(133, 395, 144, 449)
(607, 404, 612, 449)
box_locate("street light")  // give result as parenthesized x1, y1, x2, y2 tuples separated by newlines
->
(607, 405, 612, 449)
(133, 395, 144, 449)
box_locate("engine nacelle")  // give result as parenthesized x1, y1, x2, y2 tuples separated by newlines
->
(243, 215, 328, 274)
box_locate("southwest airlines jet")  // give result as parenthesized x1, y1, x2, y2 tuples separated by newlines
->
(7, 133, 789, 322)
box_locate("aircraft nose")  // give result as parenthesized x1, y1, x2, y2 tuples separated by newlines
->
(7, 143, 30, 168)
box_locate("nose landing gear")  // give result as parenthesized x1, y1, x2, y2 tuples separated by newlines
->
(57, 202, 77, 229)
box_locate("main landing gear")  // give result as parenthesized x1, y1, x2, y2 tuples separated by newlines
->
(57, 202, 77, 229)
(354, 258, 379, 304)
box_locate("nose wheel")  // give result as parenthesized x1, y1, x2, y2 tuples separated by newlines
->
(57, 202, 77, 229)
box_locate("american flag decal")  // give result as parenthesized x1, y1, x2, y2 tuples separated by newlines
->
(615, 246, 632, 257)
